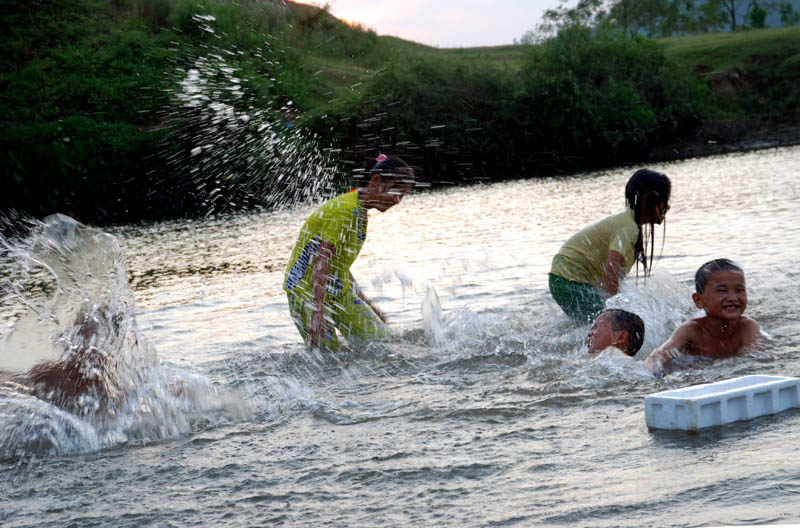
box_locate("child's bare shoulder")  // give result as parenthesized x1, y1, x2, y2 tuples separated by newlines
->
(741, 316, 759, 329)
(676, 318, 705, 340)
(740, 316, 761, 346)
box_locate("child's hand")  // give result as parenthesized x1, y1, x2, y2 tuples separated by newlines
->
(644, 347, 682, 376)
(659, 348, 683, 362)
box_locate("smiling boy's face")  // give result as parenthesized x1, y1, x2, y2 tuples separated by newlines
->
(692, 269, 748, 320)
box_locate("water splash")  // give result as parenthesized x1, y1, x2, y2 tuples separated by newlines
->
(422, 281, 446, 346)
(155, 12, 339, 216)
(606, 269, 692, 358)
(0, 215, 248, 459)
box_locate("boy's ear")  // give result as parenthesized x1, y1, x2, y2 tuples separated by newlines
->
(692, 292, 704, 309)
(612, 329, 629, 349)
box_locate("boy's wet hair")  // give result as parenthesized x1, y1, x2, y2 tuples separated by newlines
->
(695, 258, 744, 293)
(625, 168, 671, 278)
(355, 155, 414, 188)
(605, 309, 645, 356)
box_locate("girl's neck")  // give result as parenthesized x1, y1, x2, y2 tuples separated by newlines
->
(358, 185, 378, 210)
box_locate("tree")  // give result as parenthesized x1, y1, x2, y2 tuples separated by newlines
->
(746, 0, 768, 28)
(605, 0, 673, 37)
(719, 0, 748, 30)
(679, 0, 729, 33)
(779, 1, 800, 25)
(516, 30, 538, 45)
(597, 0, 727, 37)
(537, 0, 609, 39)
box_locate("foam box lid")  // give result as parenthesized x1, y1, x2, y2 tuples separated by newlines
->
(645, 374, 800, 430)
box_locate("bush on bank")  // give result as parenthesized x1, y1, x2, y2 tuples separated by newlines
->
(513, 24, 709, 170)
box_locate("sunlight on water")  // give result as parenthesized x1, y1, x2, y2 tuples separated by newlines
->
(2, 147, 799, 526)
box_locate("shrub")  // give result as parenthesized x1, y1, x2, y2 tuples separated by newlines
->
(514, 25, 708, 167)
(304, 57, 519, 183)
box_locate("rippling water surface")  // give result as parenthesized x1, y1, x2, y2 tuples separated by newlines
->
(2, 146, 800, 527)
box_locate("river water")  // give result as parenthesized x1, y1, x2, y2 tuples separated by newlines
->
(2, 146, 800, 527)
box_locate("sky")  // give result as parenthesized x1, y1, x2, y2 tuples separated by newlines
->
(327, 0, 572, 48)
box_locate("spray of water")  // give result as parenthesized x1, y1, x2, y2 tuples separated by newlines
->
(0, 215, 249, 459)
(150, 13, 340, 217)
(422, 281, 446, 346)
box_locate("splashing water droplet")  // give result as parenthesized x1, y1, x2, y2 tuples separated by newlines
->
(154, 12, 340, 217)
(422, 281, 446, 346)
(0, 216, 249, 458)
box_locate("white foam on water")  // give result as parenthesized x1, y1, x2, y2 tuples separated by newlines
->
(422, 281, 446, 346)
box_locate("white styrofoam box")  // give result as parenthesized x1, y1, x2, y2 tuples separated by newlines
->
(645, 375, 800, 431)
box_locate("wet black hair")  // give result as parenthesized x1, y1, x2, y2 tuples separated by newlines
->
(354, 155, 415, 188)
(625, 169, 671, 278)
(605, 309, 645, 356)
(694, 258, 744, 293)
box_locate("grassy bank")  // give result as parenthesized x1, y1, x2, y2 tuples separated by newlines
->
(2, 1, 799, 224)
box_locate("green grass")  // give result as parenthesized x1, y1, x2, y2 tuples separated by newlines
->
(309, 39, 528, 98)
(660, 26, 800, 73)
(376, 26, 800, 78)
(315, 25, 800, 96)
(301, 55, 380, 98)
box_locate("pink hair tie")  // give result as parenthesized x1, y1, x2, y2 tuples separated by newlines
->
(375, 154, 387, 163)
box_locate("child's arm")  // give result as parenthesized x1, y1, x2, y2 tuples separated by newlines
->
(603, 250, 624, 296)
(644, 322, 696, 373)
(310, 240, 335, 348)
(350, 273, 387, 323)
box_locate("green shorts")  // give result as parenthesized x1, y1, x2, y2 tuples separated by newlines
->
(548, 273, 606, 323)
(287, 288, 389, 351)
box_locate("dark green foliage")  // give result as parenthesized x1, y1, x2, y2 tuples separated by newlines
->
(1, 117, 162, 222)
(1, 0, 173, 123)
(747, 1, 769, 29)
(1, 0, 176, 222)
(1, 0, 329, 223)
(2, 0, 798, 223)
(313, 24, 711, 180)
(780, 2, 800, 25)
(736, 48, 800, 119)
(305, 58, 519, 183)
(514, 25, 708, 168)
(308, 25, 711, 181)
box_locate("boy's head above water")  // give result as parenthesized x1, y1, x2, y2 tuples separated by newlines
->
(693, 258, 748, 321)
(587, 309, 645, 356)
